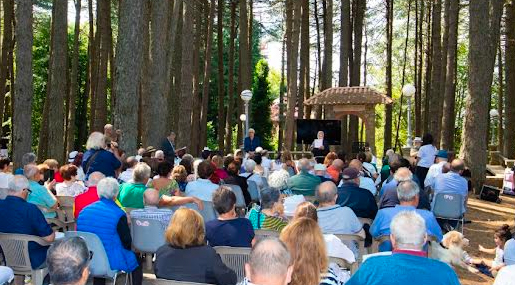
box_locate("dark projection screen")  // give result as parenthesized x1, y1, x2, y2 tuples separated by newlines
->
(296, 119, 341, 145)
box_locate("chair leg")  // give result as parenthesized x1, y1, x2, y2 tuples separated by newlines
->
(31, 269, 48, 285)
(145, 254, 152, 271)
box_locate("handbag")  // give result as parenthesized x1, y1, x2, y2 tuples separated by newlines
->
(479, 185, 502, 203)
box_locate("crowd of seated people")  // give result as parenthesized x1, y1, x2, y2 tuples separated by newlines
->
(1, 129, 514, 285)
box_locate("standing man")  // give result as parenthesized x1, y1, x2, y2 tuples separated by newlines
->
(161, 131, 176, 164)
(244, 128, 261, 152)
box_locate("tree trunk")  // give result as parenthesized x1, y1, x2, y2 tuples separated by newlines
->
(87, 0, 96, 134)
(47, 0, 67, 163)
(415, 0, 424, 136)
(12, 0, 33, 168)
(321, 0, 333, 91)
(278, 32, 286, 151)
(440, 0, 450, 102)
(0, 0, 13, 136)
(423, 3, 432, 134)
(384, 0, 393, 150)
(114, 0, 143, 155)
(497, 42, 504, 152)
(140, 0, 151, 146)
(167, 0, 183, 135)
(440, 0, 459, 150)
(217, 0, 226, 151)
(178, 1, 194, 151)
(190, 1, 202, 156)
(92, 0, 110, 132)
(460, 0, 503, 192)
(339, 0, 351, 150)
(239, 0, 251, 132)
(298, 0, 309, 121)
(66, 0, 81, 154)
(313, 0, 323, 120)
(200, 0, 216, 150)
(504, 0, 515, 158)
(428, 0, 442, 144)
(224, 2, 237, 154)
(148, 0, 170, 148)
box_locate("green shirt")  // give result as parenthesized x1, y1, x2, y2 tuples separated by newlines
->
(118, 182, 147, 209)
(287, 172, 322, 196)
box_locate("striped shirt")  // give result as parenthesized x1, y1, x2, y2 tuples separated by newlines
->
(130, 206, 173, 229)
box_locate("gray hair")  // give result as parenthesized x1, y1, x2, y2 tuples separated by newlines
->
(396, 180, 420, 202)
(260, 187, 281, 209)
(244, 159, 256, 173)
(391, 211, 427, 250)
(298, 158, 310, 172)
(316, 181, 337, 204)
(268, 169, 290, 190)
(8, 175, 29, 193)
(97, 177, 120, 199)
(155, 150, 164, 159)
(248, 238, 291, 279)
(21, 152, 37, 166)
(393, 167, 413, 182)
(388, 153, 401, 166)
(47, 236, 90, 285)
(87, 172, 105, 187)
(143, 189, 160, 207)
(24, 164, 40, 180)
(86, 132, 106, 150)
(132, 163, 151, 183)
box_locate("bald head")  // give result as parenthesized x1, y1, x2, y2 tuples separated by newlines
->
(245, 238, 292, 285)
(450, 159, 464, 173)
(332, 159, 344, 170)
(87, 172, 105, 187)
(348, 159, 362, 171)
(316, 181, 338, 205)
(393, 167, 413, 182)
(143, 189, 160, 206)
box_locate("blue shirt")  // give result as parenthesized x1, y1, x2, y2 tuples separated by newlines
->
(185, 178, 219, 201)
(433, 172, 468, 214)
(205, 218, 254, 247)
(346, 252, 460, 285)
(370, 205, 442, 251)
(243, 136, 261, 152)
(82, 149, 121, 178)
(0, 196, 53, 269)
(317, 205, 363, 235)
(27, 180, 57, 218)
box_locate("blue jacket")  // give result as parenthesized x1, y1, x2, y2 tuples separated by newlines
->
(244, 136, 261, 152)
(77, 198, 138, 272)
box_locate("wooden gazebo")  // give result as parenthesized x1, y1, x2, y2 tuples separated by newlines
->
(304, 86, 393, 152)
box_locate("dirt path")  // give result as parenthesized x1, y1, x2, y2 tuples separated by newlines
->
(458, 195, 515, 285)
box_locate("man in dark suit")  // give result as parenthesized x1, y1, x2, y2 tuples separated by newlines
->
(161, 131, 176, 164)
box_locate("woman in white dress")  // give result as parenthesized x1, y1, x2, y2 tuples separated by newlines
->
(55, 164, 86, 197)
(415, 133, 437, 183)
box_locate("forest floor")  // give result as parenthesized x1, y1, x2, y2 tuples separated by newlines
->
(458, 194, 515, 285)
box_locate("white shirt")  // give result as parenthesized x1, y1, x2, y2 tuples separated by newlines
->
(261, 157, 272, 170)
(324, 234, 356, 263)
(424, 161, 447, 188)
(417, 144, 437, 168)
(118, 168, 134, 183)
(493, 265, 515, 285)
(55, 181, 87, 197)
(0, 172, 13, 189)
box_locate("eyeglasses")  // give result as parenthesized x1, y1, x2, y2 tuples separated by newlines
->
(88, 250, 94, 261)
(23, 188, 32, 194)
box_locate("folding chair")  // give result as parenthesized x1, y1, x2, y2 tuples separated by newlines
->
(328, 256, 358, 275)
(261, 177, 269, 188)
(153, 279, 214, 285)
(358, 217, 373, 226)
(213, 246, 251, 283)
(254, 229, 280, 240)
(432, 193, 465, 233)
(247, 180, 260, 202)
(130, 218, 166, 269)
(185, 201, 218, 222)
(334, 234, 366, 264)
(223, 184, 246, 208)
(64, 231, 131, 285)
(56, 196, 76, 231)
(0, 233, 50, 285)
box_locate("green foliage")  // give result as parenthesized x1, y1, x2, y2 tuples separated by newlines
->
(250, 59, 274, 150)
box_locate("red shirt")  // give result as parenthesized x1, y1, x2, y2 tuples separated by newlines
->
(326, 165, 340, 183)
(54, 172, 64, 183)
(74, 186, 99, 218)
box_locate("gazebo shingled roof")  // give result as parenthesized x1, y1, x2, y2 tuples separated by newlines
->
(304, 86, 393, 106)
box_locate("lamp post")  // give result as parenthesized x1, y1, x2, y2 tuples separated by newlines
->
(239, 114, 247, 146)
(240, 90, 253, 138)
(402, 84, 416, 148)
(490, 109, 499, 146)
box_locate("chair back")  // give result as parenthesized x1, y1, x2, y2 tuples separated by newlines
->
(247, 180, 259, 202)
(334, 234, 366, 262)
(124, 207, 137, 214)
(0, 188, 8, 200)
(185, 201, 218, 222)
(254, 229, 280, 240)
(261, 177, 268, 188)
(131, 218, 166, 253)
(153, 279, 214, 285)
(432, 193, 463, 219)
(358, 217, 373, 226)
(214, 246, 251, 282)
(328, 256, 357, 275)
(56, 196, 76, 230)
(64, 231, 118, 279)
(0, 233, 49, 275)
(224, 184, 246, 208)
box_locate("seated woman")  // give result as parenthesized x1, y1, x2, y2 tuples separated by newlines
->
(247, 188, 288, 232)
(154, 208, 237, 285)
(148, 161, 179, 197)
(280, 217, 347, 285)
(223, 161, 251, 206)
(25, 164, 58, 218)
(55, 164, 87, 197)
(76, 177, 142, 285)
(210, 155, 228, 184)
(171, 165, 188, 192)
(205, 186, 255, 247)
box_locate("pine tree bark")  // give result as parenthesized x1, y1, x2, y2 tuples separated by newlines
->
(217, 0, 226, 151)
(498, 43, 504, 152)
(92, 0, 110, 132)
(428, 0, 442, 145)
(190, 1, 202, 156)
(460, 0, 503, 192)
(167, 0, 183, 134)
(148, 0, 170, 148)
(339, 0, 351, 149)
(140, 0, 151, 147)
(178, 1, 194, 151)
(47, 0, 67, 163)
(423, 3, 433, 133)
(13, 0, 33, 168)
(0, 0, 13, 136)
(224, 2, 237, 154)
(87, 0, 96, 133)
(505, 0, 515, 158)
(200, 0, 216, 150)
(384, 0, 393, 150)
(415, 0, 424, 136)
(66, 0, 81, 154)
(114, 0, 143, 155)
(298, 0, 309, 121)
(440, 0, 450, 103)
(321, 0, 333, 91)
(440, 0, 459, 150)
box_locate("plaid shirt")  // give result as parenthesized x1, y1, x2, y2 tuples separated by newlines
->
(130, 206, 173, 229)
